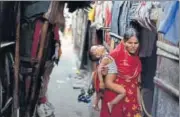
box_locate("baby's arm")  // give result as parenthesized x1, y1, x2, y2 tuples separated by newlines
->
(105, 74, 126, 95)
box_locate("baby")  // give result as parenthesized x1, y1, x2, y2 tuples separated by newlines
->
(89, 45, 126, 113)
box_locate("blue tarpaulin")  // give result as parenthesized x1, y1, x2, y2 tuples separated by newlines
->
(158, 1, 179, 45)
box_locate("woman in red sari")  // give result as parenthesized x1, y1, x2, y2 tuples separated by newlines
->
(99, 28, 142, 117)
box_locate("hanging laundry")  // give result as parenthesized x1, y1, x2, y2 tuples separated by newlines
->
(31, 20, 43, 60)
(118, 1, 131, 36)
(104, 1, 112, 46)
(130, 1, 158, 32)
(110, 1, 124, 35)
(139, 27, 157, 57)
(44, 1, 65, 31)
(88, 4, 95, 22)
(92, 1, 104, 30)
(22, 1, 50, 20)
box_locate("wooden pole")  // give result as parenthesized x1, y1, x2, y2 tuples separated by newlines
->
(157, 41, 179, 57)
(12, 1, 21, 117)
(154, 76, 179, 98)
(26, 20, 49, 117)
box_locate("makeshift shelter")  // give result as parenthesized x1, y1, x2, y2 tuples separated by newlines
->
(0, 1, 92, 117)
(72, 1, 179, 117)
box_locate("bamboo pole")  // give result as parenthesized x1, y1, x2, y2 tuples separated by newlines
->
(12, 2, 21, 117)
(109, 32, 123, 40)
(157, 40, 179, 57)
(157, 48, 179, 61)
(26, 20, 49, 117)
(154, 76, 179, 98)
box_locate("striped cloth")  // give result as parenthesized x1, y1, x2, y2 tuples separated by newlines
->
(99, 54, 118, 74)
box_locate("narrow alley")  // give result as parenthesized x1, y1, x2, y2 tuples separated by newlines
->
(47, 35, 98, 117)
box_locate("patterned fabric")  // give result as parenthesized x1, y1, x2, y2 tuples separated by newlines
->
(100, 41, 142, 117)
(132, 2, 156, 31)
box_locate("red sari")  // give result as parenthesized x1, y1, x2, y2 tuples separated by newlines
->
(100, 41, 142, 117)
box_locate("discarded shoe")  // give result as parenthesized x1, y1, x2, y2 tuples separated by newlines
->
(37, 102, 55, 117)
(78, 93, 91, 103)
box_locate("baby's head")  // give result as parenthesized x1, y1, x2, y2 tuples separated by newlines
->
(89, 45, 105, 61)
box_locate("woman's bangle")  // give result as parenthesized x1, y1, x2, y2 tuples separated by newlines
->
(138, 82, 142, 89)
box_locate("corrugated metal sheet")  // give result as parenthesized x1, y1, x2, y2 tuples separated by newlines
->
(152, 40, 179, 117)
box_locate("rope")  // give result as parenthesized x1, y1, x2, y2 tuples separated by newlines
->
(140, 90, 152, 117)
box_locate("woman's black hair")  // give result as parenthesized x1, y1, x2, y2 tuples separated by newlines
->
(123, 28, 139, 42)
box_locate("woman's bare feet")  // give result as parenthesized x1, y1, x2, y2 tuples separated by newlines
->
(93, 97, 100, 111)
(107, 102, 113, 114)
(93, 104, 100, 111)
